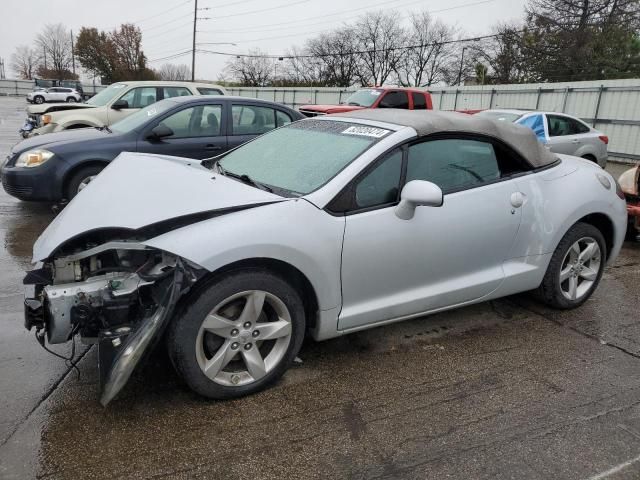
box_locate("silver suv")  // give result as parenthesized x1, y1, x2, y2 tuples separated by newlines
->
(27, 87, 82, 104)
(477, 109, 608, 168)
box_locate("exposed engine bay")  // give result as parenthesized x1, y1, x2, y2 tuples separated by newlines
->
(24, 239, 204, 405)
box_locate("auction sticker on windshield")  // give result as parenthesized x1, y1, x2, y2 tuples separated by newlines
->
(341, 126, 390, 138)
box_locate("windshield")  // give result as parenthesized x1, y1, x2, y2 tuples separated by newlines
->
(87, 83, 128, 107)
(476, 111, 523, 122)
(344, 89, 383, 107)
(111, 99, 175, 133)
(219, 120, 391, 195)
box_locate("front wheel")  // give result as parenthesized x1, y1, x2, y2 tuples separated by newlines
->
(34, 96, 44, 104)
(536, 222, 606, 309)
(167, 269, 305, 400)
(65, 165, 105, 200)
(66, 97, 77, 103)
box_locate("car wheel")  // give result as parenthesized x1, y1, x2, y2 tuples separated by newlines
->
(34, 96, 44, 104)
(66, 97, 77, 103)
(536, 222, 606, 309)
(167, 269, 305, 400)
(581, 154, 597, 163)
(65, 165, 105, 200)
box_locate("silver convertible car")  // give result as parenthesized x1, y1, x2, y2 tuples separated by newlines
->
(24, 110, 627, 405)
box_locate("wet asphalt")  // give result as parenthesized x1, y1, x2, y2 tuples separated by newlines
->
(0, 96, 640, 479)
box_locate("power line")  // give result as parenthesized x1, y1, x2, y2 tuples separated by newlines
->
(141, 12, 194, 32)
(130, 0, 192, 25)
(213, 0, 313, 19)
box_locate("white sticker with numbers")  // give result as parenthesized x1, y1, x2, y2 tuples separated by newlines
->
(341, 126, 389, 138)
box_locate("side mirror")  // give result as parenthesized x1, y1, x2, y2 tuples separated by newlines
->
(111, 99, 129, 110)
(148, 124, 174, 140)
(395, 180, 443, 220)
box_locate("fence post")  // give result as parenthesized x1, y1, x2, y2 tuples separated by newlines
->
(438, 91, 444, 110)
(535, 87, 542, 110)
(453, 89, 459, 110)
(314, 89, 318, 104)
(489, 89, 495, 109)
(292, 89, 296, 108)
(561, 87, 570, 112)
(15, 80, 18, 96)
(592, 85, 605, 127)
(338, 90, 343, 104)
(255, 89, 259, 98)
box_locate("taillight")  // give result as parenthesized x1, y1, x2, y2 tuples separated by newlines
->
(598, 135, 609, 145)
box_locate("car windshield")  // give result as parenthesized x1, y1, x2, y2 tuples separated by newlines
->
(219, 120, 391, 195)
(111, 99, 175, 133)
(86, 83, 129, 107)
(344, 89, 383, 107)
(476, 111, 523, 122)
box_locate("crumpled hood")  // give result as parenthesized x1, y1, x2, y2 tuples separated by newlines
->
(33, 152, 285, 261)
(27, 103, 96, 115)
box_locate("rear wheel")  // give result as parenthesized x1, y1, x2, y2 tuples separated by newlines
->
(536, 223, 606, 309)
(66, 97, 77, 103)
(65, 165, 105, 200)
(167, 269, 305, 400)
(581, 154, 597, 163)
(34, 95, 44, 104)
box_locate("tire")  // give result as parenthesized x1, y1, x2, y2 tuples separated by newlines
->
(167, 269, 305, 400)
(536, 222, 606, 309)
(64, 165, 105, 200)
(581, 154, 597, 163)
(34, 95, 45, 104)
(66, 97, 77, 103)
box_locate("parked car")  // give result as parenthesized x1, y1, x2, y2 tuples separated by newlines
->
(23, 110, 626, 405)
(299, 86, 433, 117)
(2, 96, 302, 202)
(618, 165, 640, 239)
(26, 87, 82, 104)
(476, 109, 609, 167)
(34, 79, 86, 98)
(24, 81, 227, 137)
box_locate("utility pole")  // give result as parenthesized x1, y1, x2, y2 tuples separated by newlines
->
(191, 0, 198, 82)
(43, 46, 47, 71)
(0, 58, 5, 80)
(457, 46, 467, 86)
(70, 30, 76, 76)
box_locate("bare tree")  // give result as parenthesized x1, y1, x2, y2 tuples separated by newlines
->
(158, 63, 191, 80)
(35, 23, 74, 78)
(111, 24, 146, 73)
(354, 11, 407, 85)
(474, 22, 530, 84)
(307, 27, 360, 87)
(223, 49, 272, 86)
(395, 12, 458, 87)
(10, 45, 40, 79)
(284, 47, 326, 85)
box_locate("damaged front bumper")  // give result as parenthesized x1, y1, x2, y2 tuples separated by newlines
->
(24, 242, 201, 405)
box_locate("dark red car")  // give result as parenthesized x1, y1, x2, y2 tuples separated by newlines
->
(299, 87, 433, 117)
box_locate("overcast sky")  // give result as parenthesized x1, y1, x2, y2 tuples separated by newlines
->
(1, 0, 526, 82)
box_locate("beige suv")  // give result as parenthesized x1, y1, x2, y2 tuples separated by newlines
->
(26, 81, 227, 136)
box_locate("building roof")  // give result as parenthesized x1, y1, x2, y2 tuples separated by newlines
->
(333, 109, 557, 168)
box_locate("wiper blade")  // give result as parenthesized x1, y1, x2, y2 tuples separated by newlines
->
(225, 171, 273, 193)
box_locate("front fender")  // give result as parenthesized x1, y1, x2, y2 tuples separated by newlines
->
(143, 200, 345, 311)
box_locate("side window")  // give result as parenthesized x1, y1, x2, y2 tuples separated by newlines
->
(276, 110, 293, 127)
(378, 91, 409, 109)
(569, 117, 590, 134)
(119, 87, 158, 109)
(518, 114, 546, 141)
(546, 115, 581, 137)
(355, 149, 403, 208)
(197, 87, 223, 95)
(232, 105, 278, 135)
(157, 105, 222, 138)
(412, 92, 427, 110)
(407, 139, 501, 193)
(162, 87, 192, 99)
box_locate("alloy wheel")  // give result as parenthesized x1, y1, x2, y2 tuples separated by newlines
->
(77, 175, 96, 193)
(195, 290, 292, 387)
(559, 236, 602, 301)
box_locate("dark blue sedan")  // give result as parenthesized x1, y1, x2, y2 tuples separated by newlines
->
(1, 96, 303, 202)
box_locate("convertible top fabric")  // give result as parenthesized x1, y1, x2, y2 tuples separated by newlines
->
(332, 109, 558, 168)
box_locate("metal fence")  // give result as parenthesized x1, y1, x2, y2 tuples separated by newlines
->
(229, 79, 640, 162)
(0, 79, 104, 97)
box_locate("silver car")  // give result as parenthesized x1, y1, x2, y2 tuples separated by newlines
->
(26, 87, 82, 104)
(477, 109, 609, 168)
(24, 110, 627, 405)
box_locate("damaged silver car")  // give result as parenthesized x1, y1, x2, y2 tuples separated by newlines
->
(25, 110, 627, 405)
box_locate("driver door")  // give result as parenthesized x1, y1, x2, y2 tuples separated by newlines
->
(108, 87, 158, 124)
(138, 103, 227, 159)
(338, 136, 524, 331)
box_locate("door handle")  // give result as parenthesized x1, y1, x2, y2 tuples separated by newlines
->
(205, 144, 223, 151)
(571, 139, 580, 143)
(510, 192, 525, 208)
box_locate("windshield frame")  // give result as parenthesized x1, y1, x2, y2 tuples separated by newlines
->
(86, 83, 129, 107)
(216, 119, 391, 198)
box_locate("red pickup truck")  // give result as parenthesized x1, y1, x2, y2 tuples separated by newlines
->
(299, 87, 433, 117)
